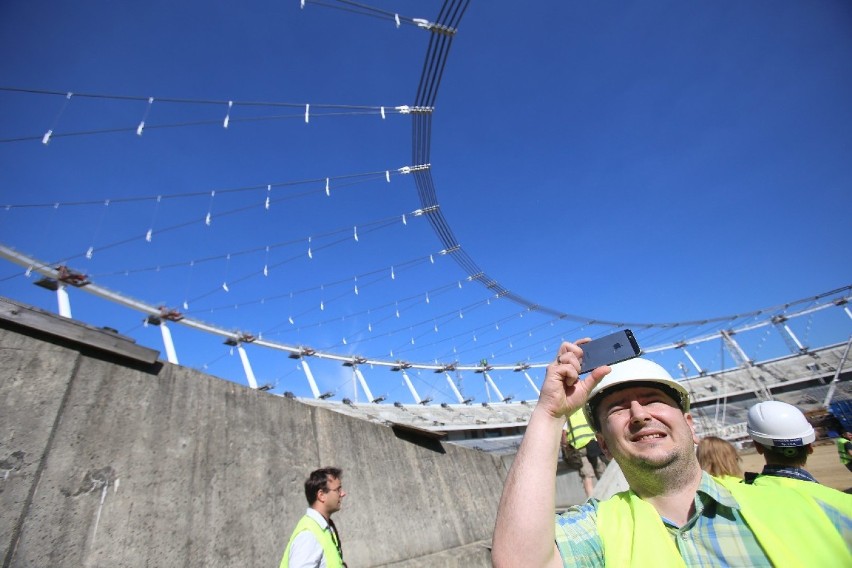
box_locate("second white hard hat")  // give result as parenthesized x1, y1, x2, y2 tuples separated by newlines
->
(747, 400, 815, 447)
(583, 357, 690, 430)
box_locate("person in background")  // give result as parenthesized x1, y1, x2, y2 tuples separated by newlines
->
(745, 400, 818, 483)
(561, 408, 609, 497)
(491, 342, 851, 567)
(745, 400, 852, 515)
(281, 467, 347, 568)
(836, 431, 852, 473)
(696, 436, 743, 483)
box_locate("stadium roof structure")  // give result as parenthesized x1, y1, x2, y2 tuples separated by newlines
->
(298, 339, 852, 445)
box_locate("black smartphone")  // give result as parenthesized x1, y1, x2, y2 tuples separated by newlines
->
(579, 329, 641, 375)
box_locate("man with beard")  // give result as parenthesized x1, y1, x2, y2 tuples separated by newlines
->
(491, 341, 850, 567)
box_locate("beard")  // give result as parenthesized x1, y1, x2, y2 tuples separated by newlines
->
(611, 436, 699, 494)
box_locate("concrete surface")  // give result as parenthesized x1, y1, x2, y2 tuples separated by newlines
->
(0, 316, 512, 567)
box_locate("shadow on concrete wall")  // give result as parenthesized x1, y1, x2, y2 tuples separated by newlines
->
(0, 301, 513, 567)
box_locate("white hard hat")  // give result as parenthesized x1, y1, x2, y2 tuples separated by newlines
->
(747, 400, 815, 447)
(583, 357, 690, 431)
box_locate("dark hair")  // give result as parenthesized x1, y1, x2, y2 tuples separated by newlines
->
(762, 444, 809, 467)
(305, 467, 342, 505)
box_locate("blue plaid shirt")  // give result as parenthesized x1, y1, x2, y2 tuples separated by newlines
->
(555, 472, 773, 567)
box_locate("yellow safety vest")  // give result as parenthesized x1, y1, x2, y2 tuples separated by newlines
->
(747, 473, 852, 518)
(715, 474, 743, 486)
(565, 409, 596, 450)
(280, 514, 343, 568)
(837, 437, 852, 466)
(597, 478, 850, 567)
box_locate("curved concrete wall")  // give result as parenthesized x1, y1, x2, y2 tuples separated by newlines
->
(0, 318, 509, 567)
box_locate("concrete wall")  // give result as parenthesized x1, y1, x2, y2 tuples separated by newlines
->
(0, 317, 512, 567)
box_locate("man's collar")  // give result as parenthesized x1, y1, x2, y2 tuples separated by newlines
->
(761, 464, 818, 483)
(306, 507, 330, 529)
(697, 471, 740, 510)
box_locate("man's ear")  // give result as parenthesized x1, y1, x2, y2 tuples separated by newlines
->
(685, 413, 698, 445)
(596, 432, 612, 460)
(754, 444, 765, 455)
(807, 444, 814, 455)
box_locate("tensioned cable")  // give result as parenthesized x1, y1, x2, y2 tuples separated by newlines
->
(1, 239, 846, 368)
(89, 211, 414, 280)
(301, 0, 458, 33)
(182, 224, 434, 308)
(3, 1, 849, 371)
(319, 294, 500, 354)
(1, 167, 402, 209)
(0, 171, 422, 280)
(0, 86, 414, 144)
(0, 112, 398, 144)
(260, 278, 464, 337)
(0, 86, 400, 110)
(401, 0, 852, 330)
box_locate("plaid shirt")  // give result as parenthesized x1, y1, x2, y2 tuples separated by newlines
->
(555, 472, 773, 567)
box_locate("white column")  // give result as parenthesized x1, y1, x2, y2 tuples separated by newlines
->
(57, 285, 72, 318)
(236, 345, 258, 389)
(484, 372, 505, 401)
(682, 348, 703, 375)
(824, 336, 852, 408)
(781, 323, 806, 351)
(721, 330, 752, 367)
(444, 372, 465, 403)
(401, 370, 421, 404)
(300, 359, 321, 399)
(523, 371, 540, 396)
(160, 323, 179, 364)
(354, 367, 374, 402)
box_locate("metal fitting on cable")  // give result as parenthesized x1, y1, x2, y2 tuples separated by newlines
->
(411, 18, 456, 36)
(412, 205, 440, 216)
(394, 105, 434, 114)
(397, 164, 430, 175)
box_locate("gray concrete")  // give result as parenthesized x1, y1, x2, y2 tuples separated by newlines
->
(0, 318, 511, 567)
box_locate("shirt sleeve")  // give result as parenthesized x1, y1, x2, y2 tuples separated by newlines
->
(554, 501, 604, 567)
(287, 530, 325, 568)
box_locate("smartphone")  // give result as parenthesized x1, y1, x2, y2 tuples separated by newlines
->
(579, 329, 641, 375)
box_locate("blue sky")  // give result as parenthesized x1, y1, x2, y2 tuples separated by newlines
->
(1, 1, 850, 404)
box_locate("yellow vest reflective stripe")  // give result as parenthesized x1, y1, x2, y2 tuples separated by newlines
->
(597, 479, 851, 567)
(837, 438, 852, 465)
(280, 515, 343, 568)
(748, 473, 852, 518)
(565, 410, 595, 449)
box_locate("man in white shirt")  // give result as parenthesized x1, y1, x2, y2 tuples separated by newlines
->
(280, 467, 347, 568)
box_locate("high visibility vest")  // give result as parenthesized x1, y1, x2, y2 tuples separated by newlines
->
(280, 514, 343, 568)
(565, 409, 595, 450)
(596, 477, 850, 567)
(836, 437, 852, 466)
(747, 472, 852, 518)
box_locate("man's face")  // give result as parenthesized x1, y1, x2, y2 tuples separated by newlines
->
(319, 476, 346, 514)
(595, 385, 698, 470)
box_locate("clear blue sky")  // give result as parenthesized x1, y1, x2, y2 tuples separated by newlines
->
(1, 1, 850, 404)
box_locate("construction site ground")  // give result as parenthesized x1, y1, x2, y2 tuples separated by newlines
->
(739, 440, 852, 492)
